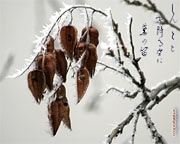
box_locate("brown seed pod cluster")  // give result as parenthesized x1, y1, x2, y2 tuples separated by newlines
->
(27, 24, 99, 135)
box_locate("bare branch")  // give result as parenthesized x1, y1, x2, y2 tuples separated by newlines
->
(128, 17, 149, 100)
(107, 113, 134, 144)
(141, 110, 167, 144)
(106, 74, 179, 144)
(122, 0, 180, 31)
(148, 83, 180, 110)
(149, 75, 180, 100)
(131, 112, 140, 144)
(106, 100, 149, 144)
(106, 87, 140, 99)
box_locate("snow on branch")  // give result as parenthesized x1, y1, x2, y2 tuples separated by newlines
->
(103, 7, 180, 144)
(9, 4, 107, 78)
(122, 0, 180, 31)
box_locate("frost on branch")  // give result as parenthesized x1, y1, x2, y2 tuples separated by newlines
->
(9, 2, 180, 143)
(98, 7, 180, 144)
(9, 4, 107, 136)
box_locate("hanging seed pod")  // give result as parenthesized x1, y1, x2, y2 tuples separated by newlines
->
(56, 84, 66, 99)
(56, 85, 71, 130)
(27, 70, 46, 104)
(48, 100, 63, 136)
(74, 42, 86, 61)
(81, 26, 99, 46)
(85, 44, 98, 78)
(77, 68, 90, 103)
(60, 25, 77, 59)
(37, 53, 56, 90)
(46, 36, 55, 53)
(54, 49, 67, 82)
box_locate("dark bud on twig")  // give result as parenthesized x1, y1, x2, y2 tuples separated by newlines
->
(77, 68, 90, 103)
(37, 54, 56, 90)
(81, 26, 99, 46)
(27, 70, 46, 104)
(54, 49, 67, 82)
(46, 36, 55, 53)
(60, 25, 78, 60)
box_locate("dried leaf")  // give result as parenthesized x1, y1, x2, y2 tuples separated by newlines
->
(81, 26, 99, 46)
(27, 70, 46, 104)
(46, 36, 55, 53)
(60, 25, 77, 59)
(77, 68, 90, 103)
(37, 53, 56, 90)
(54, 49, 67, 82)
(85, 44, 98, 78)
(48, 101, 63, 136)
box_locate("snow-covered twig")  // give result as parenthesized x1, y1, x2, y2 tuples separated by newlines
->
(141, 110, 167, 144)
(122, 0, 180, 31)
(131, 112, 140, 144)
(149, 75, 180, 100)
(106, 87, 140, 99)
(106, 100, 149, 144)
(148, 81, 180, 110)
(107, 113, 134, 144)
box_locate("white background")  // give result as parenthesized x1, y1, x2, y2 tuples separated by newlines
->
(0, 0, 179, 144)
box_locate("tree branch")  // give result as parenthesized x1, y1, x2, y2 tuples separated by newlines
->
(122, 0, 180, 31)
(106, 87, 140, 99)
(141, 110, 166, 144)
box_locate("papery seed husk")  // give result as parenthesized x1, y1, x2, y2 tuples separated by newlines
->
(60, 25, 77, 60)
(77, 68, 90, 103)
(54, 49, 67, 82)
(85, 44, 98, 78)
(46, 36, 55, 53)
(74, 42, 86, 61)
(27, 70, 46, 104)
(37, 53, 56, 90)
(81, 26, 99, 46)
(56, 85, 71, 129)
(48, 101, 63, 136)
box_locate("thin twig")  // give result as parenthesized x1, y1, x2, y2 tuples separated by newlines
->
(106, 87, 140, 99)
(128, 17, 149, 100)
(129, 18, 136, 60)
(106, 100, 149, 144)
(131, 112, 140, 144)
(122, 0, 180, 31)
(109, 11, 123, 65)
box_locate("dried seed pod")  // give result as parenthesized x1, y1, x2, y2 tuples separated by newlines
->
(77, 68, 90, 103)
(81, 26, 99, 46)
(85, 44, 98, 78)
(56, 84, 66, 99)
(56, 85, 71, 130)
(60, 25, 77, 59)
(48, 101, 63, 136)
(74, 42, 86, 61)
(46, 36, 55, 53)
(54, 49, 67, 82)
(27, 70, 46, 104)
(37, 53, 56, 90)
